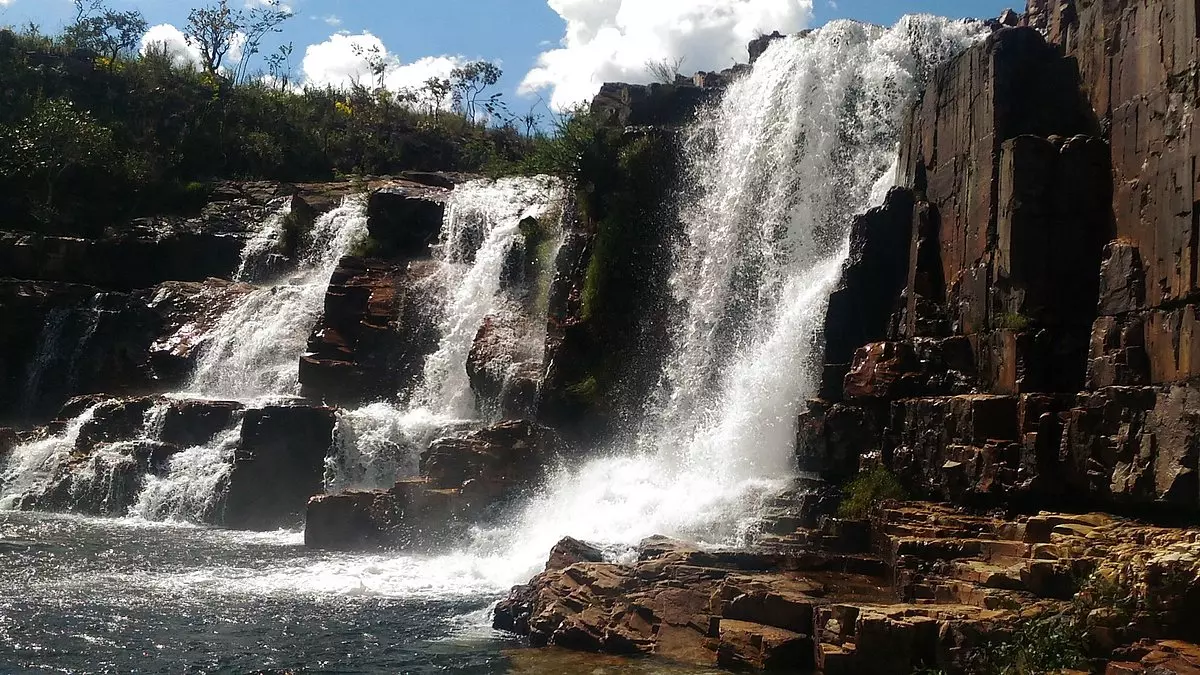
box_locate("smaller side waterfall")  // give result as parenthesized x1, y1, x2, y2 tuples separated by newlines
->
(0, 401, 174, 516)
(129, 418, 245, 523)
(325, 176, 565, 492)
(416, 176, 565, 417)
(189, 197, 370, 401)
(234, 203, 292, 282)
(0, 403, 104, 510)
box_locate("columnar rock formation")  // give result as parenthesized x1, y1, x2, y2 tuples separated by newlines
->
(807, 4, 1200, 517)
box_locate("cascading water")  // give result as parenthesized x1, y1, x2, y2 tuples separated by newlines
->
(486, 15, 983, 568)
(189, 197, 370, 400)
(0, 198, 371, 522)
(234, 202, 292, 282)
(281, 15, 988, 594)
(324, 177, 566, 492)
(3, 8, 983, 582)
(417, 176, 565, 417)
(0, 403, 103, 510)
(1, 15, 998, 673)
(129, 421, 245, 522)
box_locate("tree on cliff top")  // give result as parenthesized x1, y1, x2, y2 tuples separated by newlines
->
(64, 0, 148, 66)
(0, 98, 115, 210)
(184, 0, 290, 83)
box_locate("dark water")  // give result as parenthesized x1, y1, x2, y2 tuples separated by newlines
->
(0, 512, 720, 674)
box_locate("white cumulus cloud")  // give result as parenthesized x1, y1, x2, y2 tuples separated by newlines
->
(523, 0, 814, 109)
(139, 23, 202, 69)
(139, 23, 246, 72)
(301, 32, 461, 104)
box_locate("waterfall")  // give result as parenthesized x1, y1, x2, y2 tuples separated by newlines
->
(189, 196, 369, 401)
(0, 401, 171, 515)
(0, 403, 103, 510)
(222, 16, 989, 600)
(234, 202, 292, 282)
(416, 176, 565, 417)
(129, 420, 245, 523)
(0, 198, 370, 521)
(325, 177, 565, 492)
(19, 307, 71, 419)
(423, 16, 985, 585)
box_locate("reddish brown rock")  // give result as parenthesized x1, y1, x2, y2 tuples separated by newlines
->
(1098, 241, 1147, 316)
(844, 342, 921, 401)
(299, 258, 441, 406)
(306, 420, 565, 550)
(822, 189, 917, 399)
(545, 537, 606, 572)
(421, 419, 562, 492)
(1061, 386, 1200, 511)
(797, 400, 884, 483)
(145, 278, 256, 385)
(365, 186, 447, 259)
(1107, 640, 1200, 674)
(466, 314, 544, 419)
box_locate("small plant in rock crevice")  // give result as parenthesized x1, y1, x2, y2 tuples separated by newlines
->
(837, 465, 908, 519)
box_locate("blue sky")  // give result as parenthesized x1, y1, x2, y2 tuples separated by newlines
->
(0, 0, 1014, 112)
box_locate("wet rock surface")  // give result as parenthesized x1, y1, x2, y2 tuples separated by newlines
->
(299, 257, 442, 406)
(305, 419, 565, 550)
(222, 405, 337, 531)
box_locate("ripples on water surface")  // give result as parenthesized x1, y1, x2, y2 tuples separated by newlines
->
(0, 512, 718, 674)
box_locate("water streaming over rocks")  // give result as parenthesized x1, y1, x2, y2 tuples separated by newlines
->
(1, 16, 986, 672)
(339, 15, 987, 591)
(323, 177, 566, 492)
(190, 197, 370, 400)
(0, 198, 371, 521)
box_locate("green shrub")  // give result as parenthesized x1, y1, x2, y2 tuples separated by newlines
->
(838, 465, 908, 519)
(995, 312, 1032, 331)
(346, 233, 383, 258)
(967, 611, 1088, 675)
(0, 23, 546, 231)
(565, 376, 601, 404)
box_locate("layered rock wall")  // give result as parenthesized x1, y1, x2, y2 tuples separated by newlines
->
(807, 7, 1200, 516)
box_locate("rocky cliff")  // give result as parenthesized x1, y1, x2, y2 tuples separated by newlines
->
(492, 3, 1200, 673)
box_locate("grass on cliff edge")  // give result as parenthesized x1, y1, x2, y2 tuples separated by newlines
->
(837, 465, 908, 519)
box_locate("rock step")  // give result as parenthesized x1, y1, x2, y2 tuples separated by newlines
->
(907, 578, 1028, 611)
(891, 537, 1031, 563)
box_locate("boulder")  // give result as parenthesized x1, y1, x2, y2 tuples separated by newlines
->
(421, 419, 562, 492)
(144, 278, 256, 386)
(466, 314, 544, 419)
(222, 405, 336, 530)
(365, 188, 446, 259)
(545, 537, 606, 571)
(299, 258, 442, 406)
(304, 478, 494, 551)
(748, 31, 786, 63)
